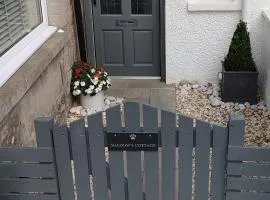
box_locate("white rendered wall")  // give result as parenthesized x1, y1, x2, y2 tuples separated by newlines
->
(166, 0, 241, 84)
(243, 0, 270, 106)
(262, 10, 270, 107)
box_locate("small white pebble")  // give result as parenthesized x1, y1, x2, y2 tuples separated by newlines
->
(192, 84, 199, 89)
(239, 104, 245, 110)
(104, 99, 110, 105)
(57, 29, 64, 33)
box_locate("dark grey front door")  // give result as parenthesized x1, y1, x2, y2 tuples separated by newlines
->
(92, 0, 160, 76)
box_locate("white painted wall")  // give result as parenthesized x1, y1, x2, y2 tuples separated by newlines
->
(166, 0, 241, 84)
(262, 10, 270, 107)
(242, 0, 270, 107)
(242, 0, 270, 93)
(165, 0, 270, 107)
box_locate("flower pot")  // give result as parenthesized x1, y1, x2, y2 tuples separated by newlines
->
(80, 91, 105, 111)
(221, 63, 258, 104)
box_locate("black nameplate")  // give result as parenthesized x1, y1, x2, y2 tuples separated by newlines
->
(107, 132, 159, 151)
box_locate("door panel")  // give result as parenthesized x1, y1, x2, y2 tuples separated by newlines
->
(103, 30, 124, 65)
(133, 31, 153, 64)
(93, 0, 160, 76)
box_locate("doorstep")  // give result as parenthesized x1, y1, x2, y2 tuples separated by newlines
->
(105, 80, 176, 112)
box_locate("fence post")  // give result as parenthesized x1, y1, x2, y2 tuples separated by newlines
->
(34, 117, 54, 147)
(35, 117, 76, 200)
(228, 115, 245, 146)
(225, 115, 245, 200)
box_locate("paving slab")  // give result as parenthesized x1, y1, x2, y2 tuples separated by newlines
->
(124, 88, 151, 102)
(150, 88, 176, 113)
(105, 80, 176, 112)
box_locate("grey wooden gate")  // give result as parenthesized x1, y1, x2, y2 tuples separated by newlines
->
(1, 102, 270, 200)
(0, 118, 74, 200)
(54, 101, 230, 200)
(92, 0, 160, 76)
(225, 117, 270, 200)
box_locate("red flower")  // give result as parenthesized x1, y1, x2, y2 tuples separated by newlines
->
(87, 64, 93, 69)
(99, 66, 105, 73)
(76, 61, 84, 67)
(74, 68, 83, 78)
(75, 68, 83, 74)
(93, 73, 101, 79)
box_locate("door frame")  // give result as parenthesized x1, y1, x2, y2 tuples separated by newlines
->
(81, 0, 166, 81)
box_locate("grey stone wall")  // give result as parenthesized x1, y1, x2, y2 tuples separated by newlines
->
(0, 0, 78, 146)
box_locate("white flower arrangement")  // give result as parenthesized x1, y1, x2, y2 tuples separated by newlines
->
(71, 61, 111, 97)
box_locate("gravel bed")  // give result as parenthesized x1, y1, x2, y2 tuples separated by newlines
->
(68, 83, 270, 147)
(176, 81, 270, 147)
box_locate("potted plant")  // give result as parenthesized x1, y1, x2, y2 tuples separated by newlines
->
(221, 20, 258, 104)
(70, 61, 111, 110)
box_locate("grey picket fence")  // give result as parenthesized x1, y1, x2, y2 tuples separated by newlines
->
(0, 102, 270, 200)
(226, 146, 270, 200)
(224, 116, 270, 200)
(0, 118, 68, 200)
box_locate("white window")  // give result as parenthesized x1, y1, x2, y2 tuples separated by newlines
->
(188, 0, 242, 11)
(0, 0, 57, 87)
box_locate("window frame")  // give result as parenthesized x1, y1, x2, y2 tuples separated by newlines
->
(0, 0, 57, 87)
(188, 0, 242, 12)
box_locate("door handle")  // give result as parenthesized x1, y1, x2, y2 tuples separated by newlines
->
(116, 19, 137, 27)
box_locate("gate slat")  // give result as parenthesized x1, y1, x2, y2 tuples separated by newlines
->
(107, 105, 125, 200)
(53, 125, 75, 200)
(194, 120, 211, 200)
(125, 102, 143, 200)
(0, 194, 59, 200)
(228, 146, 270, 162)
(161, 110, 176, 200)
(178, 114, 193, 200)
(227, 177, 270, 192)
(0, 163, 55, 178)
(211, 125, 228, 200)
(226, 191, 270, 200)
(88, 112, 109, 200)
(143, 104, 159, 200)
(0, 178, 58, 193)
(70, 119, 92, 200)
(227, 162, 270, 176)
(0, 148, 53, 162)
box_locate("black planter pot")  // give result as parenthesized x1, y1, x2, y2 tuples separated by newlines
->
(221, 63, 259, 104)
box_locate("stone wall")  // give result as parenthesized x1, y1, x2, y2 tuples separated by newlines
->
(0, 0, 78, 146)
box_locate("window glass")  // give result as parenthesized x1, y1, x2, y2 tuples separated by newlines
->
(132, 0, 152, 14)
(101, 0, 121, 15)
(0, 0, 43, 55)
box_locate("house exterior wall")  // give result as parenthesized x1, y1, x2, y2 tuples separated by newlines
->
(243, 0, 270, 107)
(262, 10, 270, 107)
(165, 0, 270, 107)
(0, 0, 77, 146)
(165, 0, 241, 84)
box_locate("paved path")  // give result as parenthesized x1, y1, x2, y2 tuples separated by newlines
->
(105, 80, 176, 112)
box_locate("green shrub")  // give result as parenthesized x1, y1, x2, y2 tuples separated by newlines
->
(224, 20, 256, 71)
